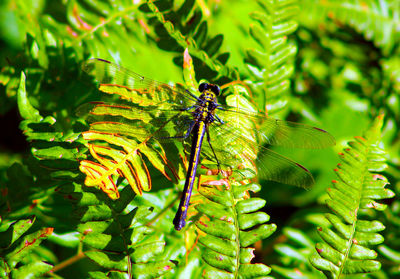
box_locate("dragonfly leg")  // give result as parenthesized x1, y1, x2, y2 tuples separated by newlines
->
(206, 126, 221, 171)
(179, 104, 196, 111)
(215, 114, 224, 124)
(182, 121, 195, 139)
(161, 120, 195, 140)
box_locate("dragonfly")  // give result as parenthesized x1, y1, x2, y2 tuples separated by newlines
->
(82, 58, 335, 231)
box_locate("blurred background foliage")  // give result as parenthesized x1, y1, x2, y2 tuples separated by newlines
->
(0, 0, 399, 278)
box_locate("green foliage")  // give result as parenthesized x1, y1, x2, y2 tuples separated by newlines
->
(245, 0, 299, 113)
(310, 115, 395, 277)
(300, 0, 400, 56)
(0, 0, 399, 278)
(0, 217, 54, 278)
(272, 228, 323, 278)
(195, 178, 276, 278)
(74, 185, 175, 278)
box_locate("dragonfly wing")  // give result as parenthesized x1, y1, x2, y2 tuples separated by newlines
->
(217, 107, 335, 149)
(82, 58, 197, 109)
(80, 101, 194, 141)
(151, 110, 194, 141)
(255, 146, 314, 188)
(206, 119, 314, 188)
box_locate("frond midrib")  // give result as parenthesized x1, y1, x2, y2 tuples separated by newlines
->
(337, 154, 369, 278)
(73, 6, 138, 44)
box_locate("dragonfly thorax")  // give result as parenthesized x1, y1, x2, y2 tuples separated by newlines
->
(191, 90, 219, 125)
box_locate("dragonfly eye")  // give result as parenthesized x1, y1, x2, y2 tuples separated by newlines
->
(198, 83, 208, 92)
(211, 85, 220, 96)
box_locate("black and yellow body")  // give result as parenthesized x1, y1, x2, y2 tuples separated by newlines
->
(172, 83, 220, 231)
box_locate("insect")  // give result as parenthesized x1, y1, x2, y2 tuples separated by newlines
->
(82, 58, 335, 230)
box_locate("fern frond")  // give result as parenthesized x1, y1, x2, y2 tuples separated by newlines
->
(66, 0, 235, 80)
(73, 184, 174, 278)
(299, 0, 400, 55)
(146, 1, 237, 79)
(193, 175, 276, 278)
(246, 0, 299, 113)
(0, 217, 54, 277)
(310, 115, 395, 277)
(14, 70, 174, 277)
(66, 0, 141, 58)
(12, 71, 83, 219)
(78, 99, 180, 200)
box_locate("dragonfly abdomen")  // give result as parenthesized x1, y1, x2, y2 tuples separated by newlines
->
(173, 121, 207, 230)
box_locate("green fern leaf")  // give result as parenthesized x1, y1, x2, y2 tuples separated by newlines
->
(146, 0, 237, 79)
(17, 72, 42, 122)
(76, 186, 174, 278)
(0, 217, 54, 277)
(246, 0, 299, 113)
(193, 176, 276, 278)
(66, 0, 142, 59)
(310, 115, 395, 277)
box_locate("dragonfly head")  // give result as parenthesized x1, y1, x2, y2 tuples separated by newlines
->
(199, 83, 220, 96)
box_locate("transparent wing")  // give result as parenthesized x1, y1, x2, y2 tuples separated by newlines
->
(256, 147, 314, 188)
(217, 106, 336, 149)
(82, 58, 197, 108)
(204, 104, 336, 188)
(79, 101, 195, 141)
(205, 121, 315, 188)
